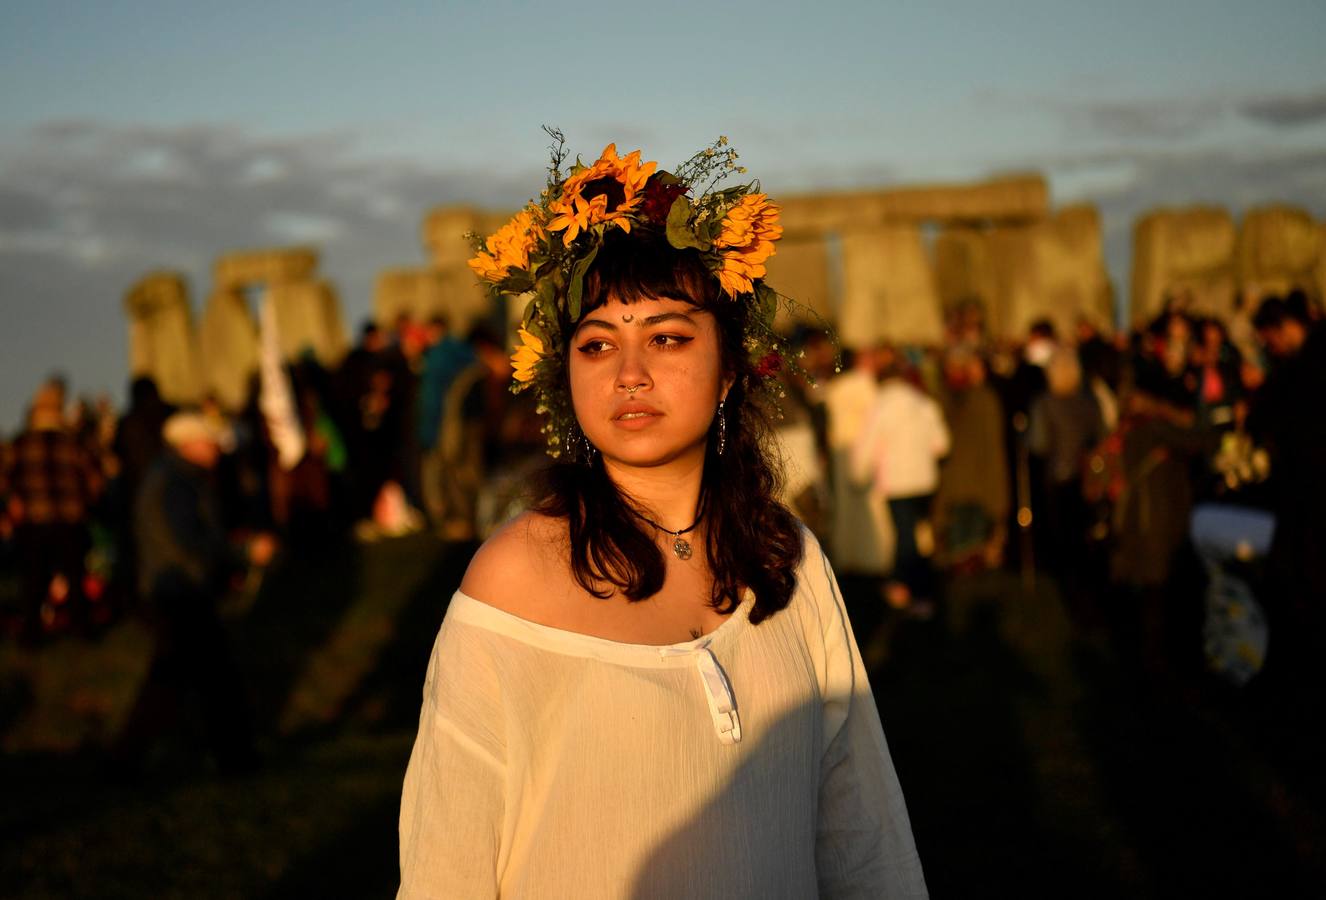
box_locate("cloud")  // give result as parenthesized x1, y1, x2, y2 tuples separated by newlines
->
(1067, 98, 1226, 141)
(1238, 90, 1326, 128)
(0, 118, 538, 428)
(1029, 86, 1326, 140)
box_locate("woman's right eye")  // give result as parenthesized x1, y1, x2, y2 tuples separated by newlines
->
(576, 339, 612, 355)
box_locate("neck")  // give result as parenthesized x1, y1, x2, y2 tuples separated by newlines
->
(602, 445, 706, 532)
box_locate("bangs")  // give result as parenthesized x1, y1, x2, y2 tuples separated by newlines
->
(582, 232, 718, 314)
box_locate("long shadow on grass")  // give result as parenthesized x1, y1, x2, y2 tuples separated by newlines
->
(1070, 641, 1323, 897)
(237, 537, 367, 736)
(262, 539, 478, 897)
(863, 571, 1122, 898)
(336, 538, 479, 733)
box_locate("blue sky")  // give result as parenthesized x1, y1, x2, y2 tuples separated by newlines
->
(2, 0, 1325, 429)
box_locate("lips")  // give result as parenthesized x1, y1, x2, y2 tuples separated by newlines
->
(613, 401, 663, 422)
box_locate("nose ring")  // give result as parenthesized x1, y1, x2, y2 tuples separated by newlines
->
(625, 385, 640, 394)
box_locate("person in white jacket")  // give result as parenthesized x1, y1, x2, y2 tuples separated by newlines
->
(852, 350, 951, 610)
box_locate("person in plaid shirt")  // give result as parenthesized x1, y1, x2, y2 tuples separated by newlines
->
(1, 380, 103, 640)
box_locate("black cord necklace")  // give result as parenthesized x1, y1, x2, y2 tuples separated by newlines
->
(635, 509, 703, 560)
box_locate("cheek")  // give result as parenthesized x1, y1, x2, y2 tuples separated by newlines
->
(567, 359, 598, 420)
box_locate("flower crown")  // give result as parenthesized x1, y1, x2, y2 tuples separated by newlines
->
(468, 129, 802, 457)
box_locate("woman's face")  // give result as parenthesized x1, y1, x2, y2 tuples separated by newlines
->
(569, 294, 731, 469)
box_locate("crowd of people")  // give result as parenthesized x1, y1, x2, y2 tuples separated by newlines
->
(0, 312, 533, 645)
(766, 288, 1323, 690)
(1, 290, 1322, 693)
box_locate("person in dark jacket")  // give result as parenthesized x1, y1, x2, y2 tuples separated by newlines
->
(115, 412, 274, 775)
(1028, 351, 1105, 563)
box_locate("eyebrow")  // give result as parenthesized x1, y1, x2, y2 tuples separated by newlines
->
(574, 311, 699, 334)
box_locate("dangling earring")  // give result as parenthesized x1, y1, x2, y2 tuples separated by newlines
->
(716, 400, 726, 457)
(568, 423, 596, 466)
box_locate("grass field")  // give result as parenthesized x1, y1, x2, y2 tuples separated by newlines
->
(3, 535, 1324, 897)
(2, 532, 470, 899)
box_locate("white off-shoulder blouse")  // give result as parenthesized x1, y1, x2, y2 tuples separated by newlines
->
(398, 531, 927, 899)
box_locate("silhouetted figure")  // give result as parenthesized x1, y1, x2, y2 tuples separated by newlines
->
(936, 349, 1009, 570)
(1028, 350, 1105, 603)
(1249, 294, 1326, 688)
(115, 412, 273, 775)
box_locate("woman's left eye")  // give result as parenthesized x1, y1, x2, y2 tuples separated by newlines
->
(650, 333, 693, 349)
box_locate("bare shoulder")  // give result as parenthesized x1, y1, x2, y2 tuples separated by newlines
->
(459, 510, 571, 616)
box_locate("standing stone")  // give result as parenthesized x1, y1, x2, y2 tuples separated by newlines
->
(1131, 208, 1236, 326)
(124, 271, 205, 406)
(199, 288, 259, 411)
(1236, 205, 1323, 298)
(839, 225, 943, 347)
(374, 268, 448, 325)
(214, 246, 319, 290)
(1030, 205, 1112, 336)
(763, 235, 834, 328)
(267, 280, 348, 366)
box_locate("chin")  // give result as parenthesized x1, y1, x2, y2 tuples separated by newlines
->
(595, 432, 708, 469)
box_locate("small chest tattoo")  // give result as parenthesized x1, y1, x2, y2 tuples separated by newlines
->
(689, 628, 704, 640)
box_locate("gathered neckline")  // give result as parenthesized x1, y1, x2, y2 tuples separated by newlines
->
(446, 589, 755, 666)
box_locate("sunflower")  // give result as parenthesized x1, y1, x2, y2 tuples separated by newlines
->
(547, 144, 657, 246)
(468, 207, 543, 283)
(510, 326, 546, 383)
(712, 193, 783, 297)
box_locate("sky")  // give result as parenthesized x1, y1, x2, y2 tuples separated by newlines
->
(2, 0, 1325, 430)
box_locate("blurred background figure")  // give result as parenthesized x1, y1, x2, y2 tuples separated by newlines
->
(1028, 349, 1105, 615)
(416, 315, 476, 536)
(114, 411, 275, 776)
(824, 347, 893, 577)
(0, 379, 102, 642)
(853, 346, 950, 615)
(935, 347, 1009, 572)
(1247, 292, 1326, 693)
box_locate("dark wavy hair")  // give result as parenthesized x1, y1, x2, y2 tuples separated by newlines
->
(532, 230, 804, 624)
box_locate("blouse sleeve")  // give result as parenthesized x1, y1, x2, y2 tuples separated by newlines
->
(805, 535, 929, 899)
(398, 618, 507, 899)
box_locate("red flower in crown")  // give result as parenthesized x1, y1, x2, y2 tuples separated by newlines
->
(640, 176, 689, 225)
(754, 351, 782, 377)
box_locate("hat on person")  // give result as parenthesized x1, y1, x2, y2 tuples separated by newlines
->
(163, 411, 234, 452)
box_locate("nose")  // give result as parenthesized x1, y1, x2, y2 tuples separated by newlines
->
(615, 343, 652, 394)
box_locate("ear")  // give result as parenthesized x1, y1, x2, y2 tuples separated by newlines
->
(719, 372, 736, 404)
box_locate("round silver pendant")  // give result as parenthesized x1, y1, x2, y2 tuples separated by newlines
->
(673, 537, 693, 560)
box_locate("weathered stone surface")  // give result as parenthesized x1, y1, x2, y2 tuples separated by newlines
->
(199, 289, 259, 411)
(1028, 205, 1112, 336)
(763, 236, 834, 328)
(214, 246, 319, 290)
(839, 225, 943, 346)
(1131, 208, 1237, 325)
(778, 175, 1048, 235)
(123, 271, 205, 405)
(935, 206, 1111, 339)
(934, 226, 993, 314)
(1236, 205, 1323, 296)
(373, 265, 490, 335)
(374, 268, 448, 323)
(422, 207, 510, 269)
(267, 280, 349, 366)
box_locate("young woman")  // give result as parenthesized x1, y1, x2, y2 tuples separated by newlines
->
(398, 139, 926, 898)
